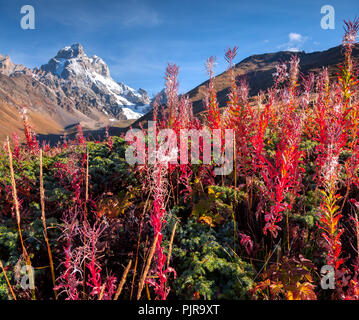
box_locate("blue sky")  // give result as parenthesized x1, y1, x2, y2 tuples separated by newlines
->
(0, 0, 358, 96)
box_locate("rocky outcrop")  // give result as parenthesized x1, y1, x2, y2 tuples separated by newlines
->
(0, 54, 32, 76)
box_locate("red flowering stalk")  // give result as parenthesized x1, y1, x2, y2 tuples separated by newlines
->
(82, 220, 117, 300)
(273, 61, 289, 87)
(205, 56, 221, 130)
(317, 153, 344, 275)
(224, 47, 253, 176)
(165, 64, 179, 128)
(76, 124, 86, 147)
(253, 58, 305, 238)
(42, 141, 51, 153)
(344, 144, 359, 195)
(301, 72, 316, 138)
(340, 18, 359, 106)
(153, 95, 168, 130)
(56, 245, 82, 300)
(20, 107, 39, 153)
(172, 95, 198, 200)
(175, 95, 194, 132)
(55, 210, 82, 300)
(146, 162, 176, 300)
(102, 276, 117, 300)
(83, 221, 104, 298)
(54, 153, 85, 207)
(105, 126, 113, 152)
(178, 162, 193, 203)
(63, 133, 68, 149)
(313, 25, 354, 288)
(11, 132, 21, 161)
(288, 55, 300, 98)
(262, 112, 305, 238)
(341, 16, 359, 122)
(340, 19, 359, 205)
(342, 200, 359, 299)
(163, 67, 200, 201)
(313, 87, 348, 188)
(251, 102, 271, 170)
(127, 124, 149, 183)
(56, 198, 116, 300)
(312, 29, 356, 219)
(343, 102, 359, 206)
(272, 56, 300, 118)
(224, 47, 239, 113)
(312, 19, 357, 201)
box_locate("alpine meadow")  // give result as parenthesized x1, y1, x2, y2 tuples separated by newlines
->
(0, 0, 359, 302)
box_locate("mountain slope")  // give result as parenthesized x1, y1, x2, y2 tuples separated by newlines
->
(187, 43, 359, 114)
(134, 43, 359, 126)
(0, 43, 152, 140)
(1, 43, 358, 142)
(0, 74, 64, 141)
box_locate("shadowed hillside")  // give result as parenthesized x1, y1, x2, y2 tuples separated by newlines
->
(133, 43, 359, 128)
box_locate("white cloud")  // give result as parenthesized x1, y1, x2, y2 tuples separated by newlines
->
(289, 32, 303, 42)
(278, 32, 308, 52)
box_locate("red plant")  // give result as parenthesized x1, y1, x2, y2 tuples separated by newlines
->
(11, 132, 21, 161)
(205, 56, 221, 130)
(20, 107, 39, 153)
(224, 47, 253, 177)
(55, 210, 82, 300)
(146, 163, 176, 300)
(3, 18, 359, 302)
(239, 232, 253, 255)
(165, 64, 180, 128)
(76, 124, 86, 147)
(54, 159, 84, 206)
(105, 126, 113, 151)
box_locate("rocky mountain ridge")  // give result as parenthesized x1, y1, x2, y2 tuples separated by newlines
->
(37, 43, 151, 120)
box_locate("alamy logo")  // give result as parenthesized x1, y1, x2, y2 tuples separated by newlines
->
(125, 121, 234, 176)
(20, 5, 35, 30)
(320, 265, 335, 289)
(321, 5, 335, 30)
(15, 264, 35, 290)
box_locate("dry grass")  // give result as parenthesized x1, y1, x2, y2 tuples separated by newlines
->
(137, 234, 158, 300)
(0, 260, 16, 300)
(6, 137, 35, 299)
(40, 149, 57, 299)
(167, 221, 178, 270)
(114, 260, 132, 300)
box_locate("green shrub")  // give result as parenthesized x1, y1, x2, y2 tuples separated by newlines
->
(164, 215, 255, 299)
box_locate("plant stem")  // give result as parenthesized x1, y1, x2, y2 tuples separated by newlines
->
(0, 260, 16, 300)
(114, 260, 132, 300)
(137, 234, 158, 300)
(7, 137, 35, 300)
(40, 149, 57, 299)
(130, 188, 151, 300)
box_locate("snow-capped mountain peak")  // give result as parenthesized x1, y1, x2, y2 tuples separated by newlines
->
(39, 43, 151, 119)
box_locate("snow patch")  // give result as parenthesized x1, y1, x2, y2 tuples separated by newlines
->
(122, 108, 143, 119)
(55, 58, 66, 77)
